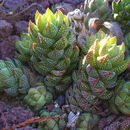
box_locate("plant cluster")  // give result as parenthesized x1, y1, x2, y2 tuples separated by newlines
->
(0, 0, 130, 129)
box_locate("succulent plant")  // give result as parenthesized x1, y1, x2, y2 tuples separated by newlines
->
(66, 69, 102, 112)
(84, 35, 128, 75)
(0, 58, 31, 96)
(84, 0, 107, 13)
(66, 35, 128, 113)
(81, 36, 128, 98)
(76, 112, 99, 130)
(67, 9, 87, 53)
(67, 112, 100, 130)
(110, 80, 130, 115)
(24, 83, 53, 111)
(67, 9, 85, 36)
(84, 0, 127, 37)
(112, 0, 130, 33)
(15, 33, 33, 63)
(115, 81, 130, 115)
(63, 11, 123, 51)
(84, 0, 112, 33)
(28, 8, 80, 92)
(39, 107, 66, 130)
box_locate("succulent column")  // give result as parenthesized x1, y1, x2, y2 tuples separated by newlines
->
(28, 9, 79, 92)
(66, 35, 128, 112)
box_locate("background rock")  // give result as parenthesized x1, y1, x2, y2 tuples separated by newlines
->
(0, 20, 13, 40)
(15, 21, 28, 34)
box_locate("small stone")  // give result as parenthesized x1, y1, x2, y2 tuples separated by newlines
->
(0, 20, 13, 40)
(15, 21, 28, 34)
(56, 95, 65, 106)
(37, 0, 50, 8)
(3, 0, 28, 12)
(0, 35, 20, 59)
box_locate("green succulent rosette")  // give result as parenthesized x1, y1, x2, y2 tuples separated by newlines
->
(84, 36, 128, 74)
(82, 36, 128, 98)
(28, 9, 79, 92)
(0, 58, 30, 96)
(15, 33, 33, 63)
(66, 35, 128, 113)
(39, 107, 66, 130)
(66, 35, 128, 114)
(115, 81, 130, 115)
(76, 112, 99, 130)
(112, 0, 130, 33)
(24, 83, 53, 111)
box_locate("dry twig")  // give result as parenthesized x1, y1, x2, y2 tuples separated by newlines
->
(2, 114, 66, 130)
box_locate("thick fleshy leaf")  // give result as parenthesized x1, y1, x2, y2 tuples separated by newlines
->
(97, 55, 112, 70)
(98, 70, 115, 80)
(53, 37, 67, 50)
(55, 10, 64, 28)
(64, 45, 73, 58)
(19, 75, 30, 94)
(55, 23, 69, 40)
(86, 65, 99, 78)
(110, 52, 124, 67)
(0, 60, 6, 69)
(112, 60, 129, 74)
(42, 22, 58, 38)
(28, 21, 39, 42)
(71, 46, 80, 62)
(55, 58, 70, 70)
(48, 49, 64, 60)
(40, 36, 55, 48)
